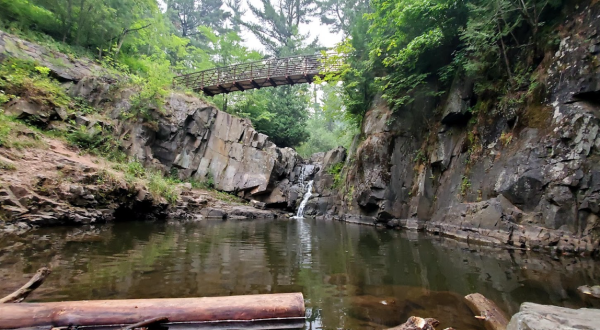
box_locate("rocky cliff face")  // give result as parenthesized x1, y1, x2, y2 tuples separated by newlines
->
(0, 29, 311, 210)
(303, 3, 600, 255)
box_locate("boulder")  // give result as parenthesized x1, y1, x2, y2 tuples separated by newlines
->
(4, 99, 47, 121)
(507, 302, 600, 330)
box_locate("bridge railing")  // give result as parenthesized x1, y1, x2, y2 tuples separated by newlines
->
(173, 53, 342, 93)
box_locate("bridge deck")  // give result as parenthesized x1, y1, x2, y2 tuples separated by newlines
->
(173, 54, 339, 96)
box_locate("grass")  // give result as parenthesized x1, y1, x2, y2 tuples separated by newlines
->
(147, 171, 179, 204)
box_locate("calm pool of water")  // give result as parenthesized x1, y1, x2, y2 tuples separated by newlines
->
(1, 218, 598, 329)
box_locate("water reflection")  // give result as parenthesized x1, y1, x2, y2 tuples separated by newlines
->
(0, 218, 598, 329)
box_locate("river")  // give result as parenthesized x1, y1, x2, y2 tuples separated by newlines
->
(0, 218, 598, 329)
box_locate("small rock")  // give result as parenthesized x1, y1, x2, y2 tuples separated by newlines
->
(578, 285, 600, 298)
(83, 194, 95, 200)
(250, 200, 266, 210)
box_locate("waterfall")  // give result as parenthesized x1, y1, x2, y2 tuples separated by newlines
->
(294, 180, 313, 219)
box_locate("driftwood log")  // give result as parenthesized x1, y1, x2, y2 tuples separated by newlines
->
(0, 292, 305, 329)
(464, 293, 509, 330)
(387, 316, 444, 330)
(0, 267, 51, 303)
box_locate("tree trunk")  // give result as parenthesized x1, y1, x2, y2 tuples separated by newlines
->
(62, 0, 74, 43)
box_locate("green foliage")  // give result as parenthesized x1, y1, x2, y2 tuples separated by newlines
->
(128, 58, 173, 116)
(326, 162, 345, 189)
(460, 176, 471, 197)
(165, 0, 231, 40)
(457, 0, 564, 117)
(330, 0, 565, 125)
(319, 13, 377, 125)
(0, 114, 13, 147)
(125, 161, 147, 180)
(242, 86, 311, 148)
(114, 160, 178, 204)
(296, 84, 358, 157)
(366, 0, 467, 110)
(66, 124, 127, 162)
(67, 125, 105, 149)
(0, 58, 71, 109)
(242, 0, 320, 56)
(147, 170, 179, 204)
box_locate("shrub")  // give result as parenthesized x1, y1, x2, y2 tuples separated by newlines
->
(327, 162, 345, 189)
(147, 171, 178, 204)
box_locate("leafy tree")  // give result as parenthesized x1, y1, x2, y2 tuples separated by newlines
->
(459, 0, 564, 92)
(296, 83, 358, 157)
(366, 0, 468, 110)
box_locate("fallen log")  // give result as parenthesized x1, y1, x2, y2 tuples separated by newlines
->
(0, 267, 51, 304)
(0, 292, 305, 329)
(464, 293, 509, 330)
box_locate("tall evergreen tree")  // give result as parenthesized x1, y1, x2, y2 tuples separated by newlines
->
(243, 0, 319, 56)
(166, 0, 231, 39)
(316, 0, 369, 35)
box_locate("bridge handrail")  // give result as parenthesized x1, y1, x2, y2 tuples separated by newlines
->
(173, 53, 342, 92)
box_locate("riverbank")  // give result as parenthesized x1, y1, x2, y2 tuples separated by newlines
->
(0, 135, 281, 233)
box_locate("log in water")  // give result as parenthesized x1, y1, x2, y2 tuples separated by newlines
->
(464, 293, 509, 330)
(0, 293, 305, 329)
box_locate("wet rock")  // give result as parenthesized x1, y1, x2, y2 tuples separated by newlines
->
(507, 302, 600, 330)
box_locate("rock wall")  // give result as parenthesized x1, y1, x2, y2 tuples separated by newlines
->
(303, 3, 600, 255)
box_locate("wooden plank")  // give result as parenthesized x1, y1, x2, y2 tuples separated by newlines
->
(464, 293, 509, 330)
(0, 293, 305, 329)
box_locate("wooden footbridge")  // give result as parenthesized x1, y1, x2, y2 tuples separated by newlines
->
(173, 54, 341, 96)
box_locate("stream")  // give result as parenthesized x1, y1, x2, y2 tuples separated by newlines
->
(0, 218, 598, 329)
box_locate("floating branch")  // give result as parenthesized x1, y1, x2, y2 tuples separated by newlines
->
(0, 267, 51, 304)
